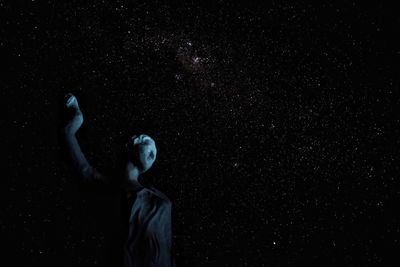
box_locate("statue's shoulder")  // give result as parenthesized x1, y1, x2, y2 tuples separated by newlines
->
(145, 186, 171, 205)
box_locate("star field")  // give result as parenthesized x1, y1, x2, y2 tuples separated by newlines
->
(2, 1, 400, 266)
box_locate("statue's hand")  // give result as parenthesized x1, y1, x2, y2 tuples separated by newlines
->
(64, 93, 83, 135)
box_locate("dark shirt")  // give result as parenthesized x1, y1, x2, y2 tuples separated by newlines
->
(122, 185, 174, 267)
(85, 171, 174, 267)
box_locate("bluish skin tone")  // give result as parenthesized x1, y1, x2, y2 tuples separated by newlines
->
(63, 93, 156, 188)
(63, 95, 174, 266)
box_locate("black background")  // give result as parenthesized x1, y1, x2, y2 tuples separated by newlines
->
(2, 1, 400, 266)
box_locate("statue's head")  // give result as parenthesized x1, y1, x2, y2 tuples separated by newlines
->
(126, 134, 157, 173)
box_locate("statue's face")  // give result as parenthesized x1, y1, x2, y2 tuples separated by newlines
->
(128, 134, 157, 173)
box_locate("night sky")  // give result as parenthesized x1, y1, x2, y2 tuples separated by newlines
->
(2, 1, 400, 266)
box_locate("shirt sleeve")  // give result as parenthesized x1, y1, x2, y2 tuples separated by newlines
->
(156, 199, 173, 267)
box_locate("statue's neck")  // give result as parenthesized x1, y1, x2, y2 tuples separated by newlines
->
(125, 162, 143, 190)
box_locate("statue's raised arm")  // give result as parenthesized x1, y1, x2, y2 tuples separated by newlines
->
(63, 93, 105, 181)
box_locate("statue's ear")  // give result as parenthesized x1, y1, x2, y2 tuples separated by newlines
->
(132, 135, 141, 145)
